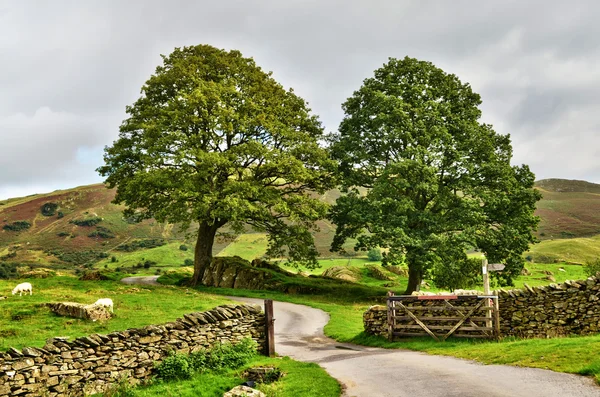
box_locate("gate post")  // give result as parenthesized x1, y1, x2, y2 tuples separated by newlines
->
(264, 299, 275, 357)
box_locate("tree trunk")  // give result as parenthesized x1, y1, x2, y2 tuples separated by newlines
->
(190, 221, 219, 287)
(404, 265, 422, 294)
(404, 248, 424, 294)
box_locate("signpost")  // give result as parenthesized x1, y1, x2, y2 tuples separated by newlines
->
(482, 259, 505, 329)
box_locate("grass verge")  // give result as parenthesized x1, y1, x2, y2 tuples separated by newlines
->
(114, 356, 340, 397)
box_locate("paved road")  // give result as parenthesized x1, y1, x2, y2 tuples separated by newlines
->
(122, 277, 600, 397)
(230, 297, 600, 397)
(120, 276, 160, 285)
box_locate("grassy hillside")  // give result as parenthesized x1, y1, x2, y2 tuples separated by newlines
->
(3, 179, 600, 270)
(535, 179, 600, 239)
(0, 184, 227, 267)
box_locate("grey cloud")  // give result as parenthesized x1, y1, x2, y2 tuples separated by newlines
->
(2, 0, 600, 199)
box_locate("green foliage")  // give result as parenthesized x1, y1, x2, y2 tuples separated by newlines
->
(155, 353, 195, 381)
(429, 257, 482, 290)
(155, 338, 257, 381)
(114, 239, 166, 252)
(179, 244, 188, 251)
(367, 248, 382, 262)
(49, 249, 107, 265)
(40, 202, 58, 216)
(0, 262, 18, 279)
(98, 44, 335, 282)
(111, 256, 117, 263)
(183, 258, 194, 267)
(3, 220, 31, 231)
(584, 258, 600, 277)
(88, 226, 115, 239)
(70, 217, 102, 227)
(329, 56, 541, 293)
(57, 231, 71, 237)
(57, 211, 64, 219)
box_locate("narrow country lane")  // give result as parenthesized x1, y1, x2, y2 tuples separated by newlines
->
(229, 297, 600, 397)
(122, 277, 600, 397)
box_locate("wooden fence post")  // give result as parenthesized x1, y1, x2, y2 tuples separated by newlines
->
(264, 299, 275, 357)
(482, 258, 492, 329)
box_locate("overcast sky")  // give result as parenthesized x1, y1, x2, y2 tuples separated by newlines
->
(0, 0, 598, 199)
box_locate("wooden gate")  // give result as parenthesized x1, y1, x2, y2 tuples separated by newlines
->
(387, 294, 500, 341)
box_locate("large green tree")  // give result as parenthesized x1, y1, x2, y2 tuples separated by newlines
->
(98, 45, 334, 286)
(330, 57, 541, 294)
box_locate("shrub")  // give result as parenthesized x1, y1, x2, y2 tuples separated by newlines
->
(3, 221, 31, 232)
(155, 353, 195, 380)
(70, 217, 102, 227)
(367, 248, 382, 262)
(143, 260, 156, 269)
(114, 239, 165, 252)
(584, 258, 600, 277)
(0, 262, 18, 279)
(57, 231, 71, 237)
(183, 258, 194, 266)
(155, 338, 257, 381)
(179, 244, 188, 251)
(57, 211, 64, 219)
(40, 202, 58, 216)
(111, 256, 117, 263)
(88, 226, 115, 239)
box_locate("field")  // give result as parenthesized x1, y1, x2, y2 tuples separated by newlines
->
(0, 276, 231, 350)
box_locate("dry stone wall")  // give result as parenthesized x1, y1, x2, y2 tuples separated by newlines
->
(0, 303, 266, 397)
(364, 275, 600, 339)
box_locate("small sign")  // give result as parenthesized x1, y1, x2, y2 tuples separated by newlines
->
(488, 263, 506, 272)
(482, 265, 487, 275)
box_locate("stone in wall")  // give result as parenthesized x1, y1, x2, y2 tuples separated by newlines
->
(0, 303, 266, 397)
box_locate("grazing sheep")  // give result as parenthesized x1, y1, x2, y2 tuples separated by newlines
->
(93, 298, 114, 313)
(12, 282, 32, 296)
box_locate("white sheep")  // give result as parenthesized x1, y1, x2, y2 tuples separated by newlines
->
(93, 298, 114, 313)
(12, 282, 32, 296)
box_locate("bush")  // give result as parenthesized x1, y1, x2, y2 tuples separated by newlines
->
(57, 231, 71, 237)
(40, 202, 58, 216)
(3, 221, 31, 232)
(144, 260, 156, 269)
(584, 258, 600, 277)
(57, 211, 64, 219)
(155, 338, 257, 381)
(367, 248, 383, 261)
(70, 217, 102, 227)
(179, 244, 188, 251)
(155, 353, 195, 380)
(88, 226, 115, 239)
(0, 262, 18, 279)
(111, 256, 117, 263)
(114, 239, 165, 252)
(184, 258, 194, 266)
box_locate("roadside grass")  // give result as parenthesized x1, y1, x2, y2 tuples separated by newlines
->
(116, 356, 340, 397)
(0, 276, 231, 350)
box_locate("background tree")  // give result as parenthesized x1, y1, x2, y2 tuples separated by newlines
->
(329, 57, 541, 294)
(98, 45, 335, 286)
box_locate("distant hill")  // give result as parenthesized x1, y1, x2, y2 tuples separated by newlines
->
(2, 178, 600, 267)
(0, 184, 202, 266)
(534, 179, 600, 239)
